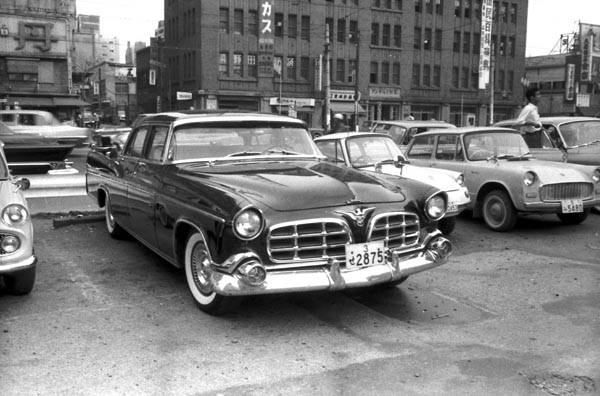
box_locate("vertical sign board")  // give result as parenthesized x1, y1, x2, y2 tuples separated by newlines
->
(565, 63, 575, 101)
(478, 0, 493, 89)
(258, 1, 274, 77)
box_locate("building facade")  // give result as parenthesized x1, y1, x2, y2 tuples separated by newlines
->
(86, 61, 137, 124)
(161, 0, 528, 129)
(0, 0, 87, 121)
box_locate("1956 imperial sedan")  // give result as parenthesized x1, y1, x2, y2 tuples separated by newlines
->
(86, 112, 452, 314)
(405, 127, 600, 231)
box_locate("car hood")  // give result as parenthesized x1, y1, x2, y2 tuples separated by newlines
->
(494, 159, 593, 182)
(364, 164, 461, 192)
(177, 160, 430, 211)
(0, 179, 27, 208)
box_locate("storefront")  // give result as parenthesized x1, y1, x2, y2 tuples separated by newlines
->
(269, 97, 317, 126)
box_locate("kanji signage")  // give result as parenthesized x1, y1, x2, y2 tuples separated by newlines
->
(14, 21, 57, 52)
(258, 1, 275, 77)
(478, 0, 493, 89)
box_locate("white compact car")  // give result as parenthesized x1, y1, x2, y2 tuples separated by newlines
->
(315, 132, 471, 234)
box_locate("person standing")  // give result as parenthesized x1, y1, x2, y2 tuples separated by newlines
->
(516, 86, 542, 133)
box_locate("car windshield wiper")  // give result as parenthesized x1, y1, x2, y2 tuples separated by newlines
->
(262, 149, 303, 155)
(487, 153, 515, 161)
(225, 151, 262, 157)
(507, 152, 531, 161)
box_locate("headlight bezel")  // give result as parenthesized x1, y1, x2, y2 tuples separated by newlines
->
(232, 207, 264, 241)
(424, 193, 447, 221)
(593, 168, 600, 183)
(524, 171, 537, 186)
(2, 204, 28, 226)
(455, 173, 465, 186)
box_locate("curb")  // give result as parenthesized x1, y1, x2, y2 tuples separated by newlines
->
(48, 212, 104, 228)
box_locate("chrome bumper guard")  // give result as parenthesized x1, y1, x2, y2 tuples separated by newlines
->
(0, 255, 37, 273)
(209, 231, 452, 297)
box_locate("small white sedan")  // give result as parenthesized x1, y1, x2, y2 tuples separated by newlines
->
(315, 132, 470, 234)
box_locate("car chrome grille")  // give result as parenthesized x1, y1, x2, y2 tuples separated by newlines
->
(267, 219, 352, 263)
(367, 212, 420, 250)
(539, 183, 593, 201)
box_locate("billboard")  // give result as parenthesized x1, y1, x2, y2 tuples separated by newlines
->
(565, 63, 575, 101)
(258, 1, 275, 77)
(478, 0, 493, 89)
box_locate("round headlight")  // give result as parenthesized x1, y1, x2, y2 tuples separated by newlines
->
(233, 208, 263, 240)
(524, 171, 537, 186)
(455, 173, 465, 186)
(2, 204, 28, 225)
(425, 194, 446, 220)
(593, 168, 600, 183)
(1, 235, 20, 253)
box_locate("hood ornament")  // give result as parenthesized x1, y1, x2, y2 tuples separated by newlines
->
(336, 207, 375, 227)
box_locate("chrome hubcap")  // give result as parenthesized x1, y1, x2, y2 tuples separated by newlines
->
(486, 198, 505, 225)
(190, 242, 212, 295)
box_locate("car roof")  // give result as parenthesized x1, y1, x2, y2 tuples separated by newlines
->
(495, 116, 600, 126)
(135, 111, 307, 127)
(415, 126, 518, 136)
(371, 120, 456, 128)
(0, 109, 50, 115)
(315, 132, 389, 141)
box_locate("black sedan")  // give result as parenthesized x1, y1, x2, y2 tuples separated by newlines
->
(86, 112, 452, 314)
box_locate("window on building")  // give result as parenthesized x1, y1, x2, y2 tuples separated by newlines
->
(289, 14, 297, 38)
(464, 0, 472, 17)
(433, 65, 441, 87)
(434, 29, 442, 50)
(475, 0, 481, 17)
(300, 56, 310, 80)
(412, 64, 420, 87)
(499, 36, 506, 56)
(435, 0, 443, 14)
(461, 66, 469, 88)
(301, 16, 310, 40)
(326, 18, 334, 41)
(414, 27, 422, 49)
(471, 69, 479, 89)
(219, 52, 228, 76)
(275, 13, 283, 37)
(386, 0, 392, 8)
(473, 33, 480, 53)
(234, 9, 243, 35)
(463, 32, 470, 53)
(370, 61, 379, 83)
(396, 0, 403, 10)
(373, 0, 381, 7)
(350, 20, 358, 43)
(452, 66, 459, 88)
(394, 25, 402, 47)
(424, 28, 432, 50)
(425, 0, 433, 13)
(493, 1, 498, 20)
(453, 31, 461, 52)
(287, 56, 296, 80)
(248, 10, 258, 35)
(349, 60, 357, 82)
(382, 24, 391, 46)
(393, 62, 401, 84)
(233, 53, 243, 76)
(508, 36, 515, 56)
(219, 8, 229, 33)
(510, 3, 517, 23)
(336, 59, 345, 82)
(501, 2, 507, 22)
(507, 70, 514, 91)
(371, 23, 380, 45)
(382, 61, 390, 83)
(454, 0, 461, 16)
(248, 54, 257, 77)
(415, 0, 422, 13)
(498, 69, 505, 91)
(423, 64, 431, 86)
(337, 19, 346, 43)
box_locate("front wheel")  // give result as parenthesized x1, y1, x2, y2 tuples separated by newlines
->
(557, 209, 589, 225)
(482, 190, 517, 232)
(438, 217, 456, 235)
(184, 232, 236, 315)
(4, 266, 36, 295)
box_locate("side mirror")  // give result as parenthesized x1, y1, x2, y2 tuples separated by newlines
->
(394, 155, 409, 167)
(108, 146, 119, 160)
(14, 177, 30, 191)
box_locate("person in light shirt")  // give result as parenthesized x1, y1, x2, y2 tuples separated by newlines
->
(516, 86, 542, 133)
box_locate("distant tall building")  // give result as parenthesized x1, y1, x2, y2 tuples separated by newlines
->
(125, 41, 133, 64)
(155, 20, 165, 40)
(96, 36, 120, 63)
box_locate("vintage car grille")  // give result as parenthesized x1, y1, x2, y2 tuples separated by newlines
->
(539, 183, 593, 201)
(367, 212, 420, 250)
(267, 219, 351, 263)
(267, 213, 421, 264)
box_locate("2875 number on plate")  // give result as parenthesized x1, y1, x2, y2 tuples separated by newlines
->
(345, 241, 386, 269)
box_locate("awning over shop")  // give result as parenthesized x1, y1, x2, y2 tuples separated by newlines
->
(330, 102, 366, 114)
(6, 96, 54, 107)
(53, 97, 90, 107)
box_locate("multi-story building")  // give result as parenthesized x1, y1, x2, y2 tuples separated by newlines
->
(136, 36, 166, 114)
(0, 0, 87, 121)
(524, 54, 575, 116)
(162, 0, 528, 129)
(86, 61, 137, 124)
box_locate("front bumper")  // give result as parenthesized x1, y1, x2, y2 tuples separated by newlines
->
(0, 255, 37, 274)
(521, 197, 600, 213)
(209, 232, 451, 297)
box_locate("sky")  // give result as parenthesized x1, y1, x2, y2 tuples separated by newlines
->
(77, 0, 600, 62)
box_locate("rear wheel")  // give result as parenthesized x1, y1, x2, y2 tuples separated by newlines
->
(4, 266, 36, 295)
(482, 190, 517, 232)
(557, 209, 589, 225)
(438, 217, 456, 235)
(184, 232, 237, 315)
(105, 195, 128, 239)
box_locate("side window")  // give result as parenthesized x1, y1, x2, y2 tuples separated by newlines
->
(316, 140, 345, 163)
(406, 135, 435, 159)
(388, 125, 406, 145)
(373, 124, 389, 134)
(19, 114, 35, 126)
(124, 127, 149, 157)
(147, 125, 169, 160)
(543, 125, 563, 148)
(1, 114, 15, 124)
(522, 129, 544, 149)
(435, 135, 462, 161)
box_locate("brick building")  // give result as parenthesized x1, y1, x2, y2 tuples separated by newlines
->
(160, 0, 528, 129)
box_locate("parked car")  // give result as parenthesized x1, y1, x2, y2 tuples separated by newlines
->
(0, 109, 93, 146)
(0, 144, 36, 295)
(370, 120, 456, 148)
(86, 112, 452, 314)
(404, 127, 600, 231)
(314, 132, 470, 235)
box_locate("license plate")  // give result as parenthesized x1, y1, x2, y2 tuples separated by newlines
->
(447, 201, 458, 213)
(561, 199, 583, 213)
(345, 241, 386, 269)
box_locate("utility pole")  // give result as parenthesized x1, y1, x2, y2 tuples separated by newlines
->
(354, 31, 360, 132)
(324, 23, 331, 133)
(490, 56, 494, 125)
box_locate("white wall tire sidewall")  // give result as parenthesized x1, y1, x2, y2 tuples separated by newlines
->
(105, 197, 115, 234)
(184, 233, 217, 306)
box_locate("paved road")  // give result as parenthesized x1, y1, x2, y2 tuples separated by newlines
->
(1, 212, 599, 395)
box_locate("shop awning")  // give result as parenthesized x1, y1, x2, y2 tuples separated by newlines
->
(330, 102, 366, 114)
(7, 96, 54, 107)
(53, 97, 90, 107)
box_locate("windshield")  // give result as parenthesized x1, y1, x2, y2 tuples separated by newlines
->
(558, 121, 600, 147)
(465, 131, 529, 161)
(168, 122, 320, 161)
(346, 135, 405, 167)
